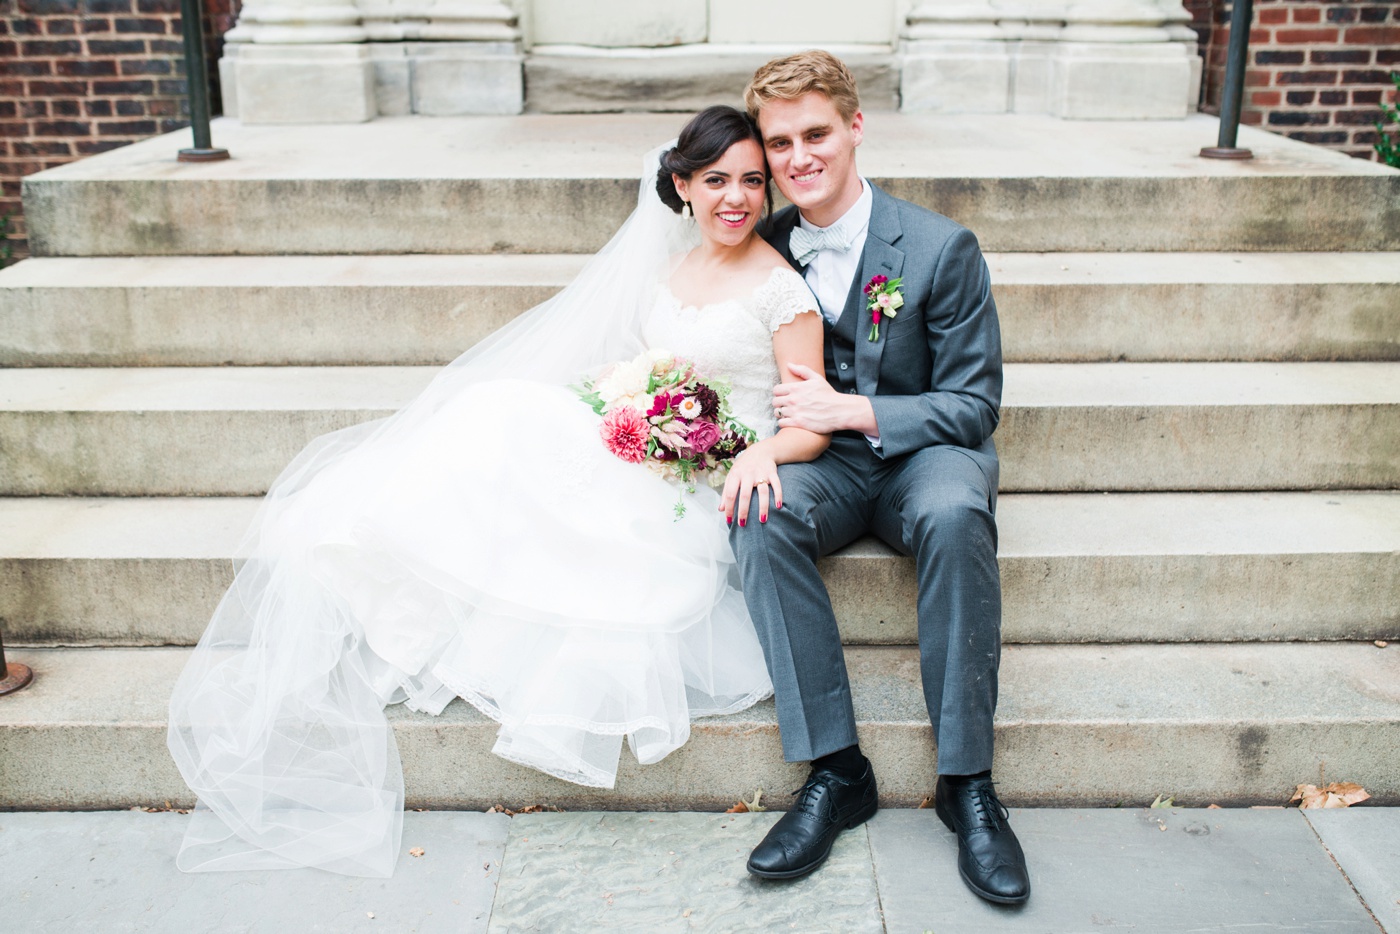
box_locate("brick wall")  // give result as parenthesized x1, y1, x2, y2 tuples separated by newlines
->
(0, 0, 237, 261)
(1199, 0, 1400, 160)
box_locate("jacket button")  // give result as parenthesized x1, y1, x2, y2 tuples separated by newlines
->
(839, 363, 849, 371)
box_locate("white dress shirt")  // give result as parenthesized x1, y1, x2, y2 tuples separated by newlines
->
(796, 177, 873, 325)
(794, 178, 880, 446)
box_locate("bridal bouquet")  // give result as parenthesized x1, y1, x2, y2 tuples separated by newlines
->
(576, 349, 756, 517)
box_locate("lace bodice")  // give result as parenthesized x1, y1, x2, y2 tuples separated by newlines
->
(643, 266, 819, 440)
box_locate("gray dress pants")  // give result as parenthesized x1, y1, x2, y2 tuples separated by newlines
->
(730, 434, 1001, 776)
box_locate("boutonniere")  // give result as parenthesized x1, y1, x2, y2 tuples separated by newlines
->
(863, 274, 904, 341)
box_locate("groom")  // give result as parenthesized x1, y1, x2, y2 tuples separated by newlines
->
(731, 51, 1030, 905)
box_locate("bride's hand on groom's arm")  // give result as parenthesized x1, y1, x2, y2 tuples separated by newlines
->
(773, 363, 879, 436)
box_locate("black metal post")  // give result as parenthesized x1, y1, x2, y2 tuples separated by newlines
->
(0, 630, 34, 696)
(177, 0, 229, 163)
(1201, 0, 1256, 159)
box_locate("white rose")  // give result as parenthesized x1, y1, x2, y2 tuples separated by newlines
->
(595, 358, 652, 404)
(647, 348, 676, 377)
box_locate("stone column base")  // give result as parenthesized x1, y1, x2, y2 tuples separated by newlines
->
(221, 42, 524, 121)
(900, 38, 1193, 118)
(222, 44, 377, 124)
(900, 40, 1011, 114)
(1051, 43, 1193, 119)
(370, 42, 524, 116)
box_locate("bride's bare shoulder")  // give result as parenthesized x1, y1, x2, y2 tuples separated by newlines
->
(747, 236, 789, 272)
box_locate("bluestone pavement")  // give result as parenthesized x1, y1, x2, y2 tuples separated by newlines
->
(3, 807, 1396, 932)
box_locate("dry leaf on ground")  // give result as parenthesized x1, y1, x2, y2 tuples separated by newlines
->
(918, 796, 933, 809)
(409, 847, 425, 857)
(1290, 782, 1371, 809)
(484, 803, 561, 816)
(1149, 794, 1175, 809)
(1207, 803, 1222, 809)
(726, 788, 766, 813)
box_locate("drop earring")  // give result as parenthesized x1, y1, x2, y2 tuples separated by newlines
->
(682, 201, 692, 219)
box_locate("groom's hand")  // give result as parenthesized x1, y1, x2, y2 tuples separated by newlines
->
(773, 363, 878, 436)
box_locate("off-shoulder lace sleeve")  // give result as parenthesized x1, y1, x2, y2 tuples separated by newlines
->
(753, 267, 821, 333)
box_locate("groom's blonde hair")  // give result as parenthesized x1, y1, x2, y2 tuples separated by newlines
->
(744, 50, 861, 123)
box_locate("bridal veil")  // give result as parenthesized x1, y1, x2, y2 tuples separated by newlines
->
(166, 144, 711, 877)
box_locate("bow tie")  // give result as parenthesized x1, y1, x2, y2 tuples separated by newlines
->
(790, 225, 855, 267)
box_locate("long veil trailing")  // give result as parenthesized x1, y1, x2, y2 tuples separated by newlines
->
(166, 144, 709, 877)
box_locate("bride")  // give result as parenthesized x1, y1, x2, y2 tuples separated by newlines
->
(166, 106, 828, 877)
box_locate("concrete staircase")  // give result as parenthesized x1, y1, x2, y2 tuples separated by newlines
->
(2, 112, 1398, 812)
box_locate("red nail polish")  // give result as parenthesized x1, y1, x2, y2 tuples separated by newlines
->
(727, 516, 733, 525)
(760, 515, 767, 523)
(740, 518, 746, 527)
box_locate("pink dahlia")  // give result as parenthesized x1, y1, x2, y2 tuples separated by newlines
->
(600, 406, 649, 463)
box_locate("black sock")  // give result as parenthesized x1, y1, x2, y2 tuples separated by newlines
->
(940, 769, 992, 785)
(812, 744, 866, 779)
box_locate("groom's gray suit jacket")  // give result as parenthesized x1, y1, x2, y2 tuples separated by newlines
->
(763, 183, 1002, 477)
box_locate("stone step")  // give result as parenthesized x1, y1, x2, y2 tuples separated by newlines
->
(1, 363, 1395, 496)
(2, 492, 1396, 648)
(3, 252, 1396, 367)
(22, 114, 1399, 257)
(2, 642, 1396, 809)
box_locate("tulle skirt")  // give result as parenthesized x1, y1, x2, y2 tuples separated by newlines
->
(167, 379, 772, 876)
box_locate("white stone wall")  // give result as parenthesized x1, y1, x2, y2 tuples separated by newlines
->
(515, 0, 912, 48)
(218, 0, 1195, 122)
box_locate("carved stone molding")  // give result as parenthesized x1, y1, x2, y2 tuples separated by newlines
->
(224, 0, 369, 45)
(359, 1, 520, 43)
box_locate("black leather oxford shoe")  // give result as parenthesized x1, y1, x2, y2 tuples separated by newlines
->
(934, 775, 1030, 905)
(746, 761, 879, 880)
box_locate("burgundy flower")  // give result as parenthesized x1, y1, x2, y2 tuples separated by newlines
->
(863, 274, 888, 295)
(711, 432, 748, 460)
(693, 384, 720, 420)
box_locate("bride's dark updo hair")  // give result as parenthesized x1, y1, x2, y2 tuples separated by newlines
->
(655, 105, 770, 215)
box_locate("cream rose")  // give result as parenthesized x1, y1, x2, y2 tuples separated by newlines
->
(595, 357, 652, 405)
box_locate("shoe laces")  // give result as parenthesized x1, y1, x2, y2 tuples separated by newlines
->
(969, 780, 1010, 831)
(791, 771, 834, 813)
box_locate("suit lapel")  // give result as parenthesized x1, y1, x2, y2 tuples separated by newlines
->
(853, 186, 905, 397)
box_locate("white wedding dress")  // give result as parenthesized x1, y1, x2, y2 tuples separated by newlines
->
(166, 142, 820, 878)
